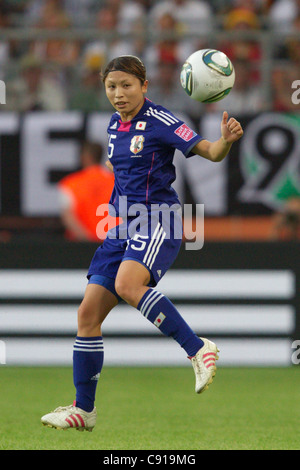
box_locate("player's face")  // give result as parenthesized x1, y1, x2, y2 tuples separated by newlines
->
(105, 71, 148, 121)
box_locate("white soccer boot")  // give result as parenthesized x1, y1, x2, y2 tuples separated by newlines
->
(41, 401, 97, 432)
(189, 337, 219, 394)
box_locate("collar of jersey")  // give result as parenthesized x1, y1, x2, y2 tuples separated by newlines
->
(117, 98, 149, 125)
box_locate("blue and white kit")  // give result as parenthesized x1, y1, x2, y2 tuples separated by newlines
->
(88, 98, 203, 299)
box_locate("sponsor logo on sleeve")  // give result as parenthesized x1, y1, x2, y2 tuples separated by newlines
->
(174, 124, 196, 141)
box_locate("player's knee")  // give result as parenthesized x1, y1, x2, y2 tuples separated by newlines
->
(115, 279, 136, 306)
(77, 303, 100, 331)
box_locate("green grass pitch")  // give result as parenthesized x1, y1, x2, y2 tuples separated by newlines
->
(0, 366, 299, 450)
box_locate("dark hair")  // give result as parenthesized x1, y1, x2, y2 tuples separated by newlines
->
(101, 55, 146, 84)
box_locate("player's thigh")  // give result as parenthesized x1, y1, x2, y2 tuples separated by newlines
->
(78, 283, 118, 327)
(115, 259, 151, 304)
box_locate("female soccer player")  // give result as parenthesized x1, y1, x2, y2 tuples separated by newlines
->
(41, 55, 243, 431)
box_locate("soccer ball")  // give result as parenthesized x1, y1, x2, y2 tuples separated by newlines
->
(180, 49, 235, 103)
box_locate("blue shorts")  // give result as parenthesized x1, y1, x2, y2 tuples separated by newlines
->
(87, 208, 182, 301)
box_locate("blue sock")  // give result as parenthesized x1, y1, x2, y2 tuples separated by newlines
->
(73, 336, 104, 412)
(137, 289, 204, 357)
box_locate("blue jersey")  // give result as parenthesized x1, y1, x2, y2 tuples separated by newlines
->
(107, 98, 203, 217)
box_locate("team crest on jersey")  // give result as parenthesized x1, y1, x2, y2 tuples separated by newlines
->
(130, 135, 145, 154)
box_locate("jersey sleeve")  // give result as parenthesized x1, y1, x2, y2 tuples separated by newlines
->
(153, 108, 203, 158)
(106, 113, 117, 133)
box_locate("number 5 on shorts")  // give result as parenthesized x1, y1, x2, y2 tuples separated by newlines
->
(128, 234, 149, 251)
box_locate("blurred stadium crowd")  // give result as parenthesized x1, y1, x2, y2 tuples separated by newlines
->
(0, 0, 299, 114)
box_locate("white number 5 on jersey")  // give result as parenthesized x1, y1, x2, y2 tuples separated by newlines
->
(108, 134, 117, 159)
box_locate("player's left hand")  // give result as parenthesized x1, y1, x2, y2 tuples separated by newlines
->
(221, 111, 243, 144)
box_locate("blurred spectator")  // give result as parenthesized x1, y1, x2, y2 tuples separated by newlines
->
(1, 0, 27, 16)
(5, 54, 67, 111)
(0, 7, 10, 80)
(269, 0, 300, 32)
(212, 59, 266, 113)
(0, 4, 28, 59)
(25, 0, 65, 24)
(270, 197, 300, 240)
(221, 6, 262, 83)
(144, 12, 194, 80)
(281, 14, 300, 67)
(104, 0, 146, 34)
(271, 65, 299, 111)
(149, 1, 211, 64)
(29, 0, 80, 67)
(82, 6, 136, 70)
(58, 141, 116, 242)
(229, 0, 264, 15)
(102, 0, 147, 57)
(260, 0, 276, 14)
(149, 0, 213, 35)
(147, 61, 201, 117)
(63, 0, 99, 26)
(69, 54, 111, 112)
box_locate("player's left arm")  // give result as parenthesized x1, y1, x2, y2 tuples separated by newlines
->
(105, 160, 114, 172)
(192, 111, 243, 163)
